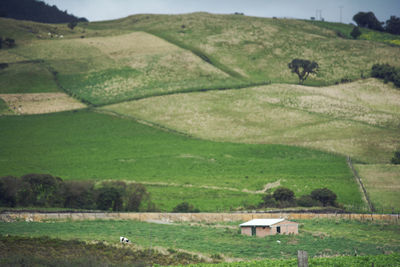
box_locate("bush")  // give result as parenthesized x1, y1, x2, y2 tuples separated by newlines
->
(273, 187, 295, 202)
(20, 173, 64, 207)
(260, 194, 276, 208)
(62, 181, 95, 209)
(67, 21, 78, 30)
(96, 186, 123, 211)
(0, 176, 19, 207)
(371, 63, 400, 88)
(297, 194, 319, 207)
(350, 26, 362, 39)
(391, 150, 400, 164)
(311, 188, 337, 207)
(172, 202, 199, 213)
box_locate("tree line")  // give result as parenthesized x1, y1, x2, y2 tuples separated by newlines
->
(258, 187, 340, 209)
(353, 12, 400, 35)
(0, 0, 88, 24)
(0, 174, 155, 212)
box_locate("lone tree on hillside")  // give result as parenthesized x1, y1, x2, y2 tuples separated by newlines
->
(288, 59, 319, 84)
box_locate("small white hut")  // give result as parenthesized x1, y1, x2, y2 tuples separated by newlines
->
(239, 218, 298, 237)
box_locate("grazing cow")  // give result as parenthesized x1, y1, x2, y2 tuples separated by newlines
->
(120, 236, 130, 244)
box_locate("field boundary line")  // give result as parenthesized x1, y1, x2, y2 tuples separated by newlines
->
(347, 156, 375, 212)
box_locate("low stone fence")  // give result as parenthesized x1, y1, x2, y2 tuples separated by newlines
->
(1, 212, 399, 223)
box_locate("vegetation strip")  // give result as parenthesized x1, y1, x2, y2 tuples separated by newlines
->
(2, 212, 399, 223)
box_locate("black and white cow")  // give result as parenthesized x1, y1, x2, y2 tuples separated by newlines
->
(120, 236, 130, 244)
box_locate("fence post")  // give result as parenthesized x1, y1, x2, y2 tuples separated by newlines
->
(298, 250, 308, 267)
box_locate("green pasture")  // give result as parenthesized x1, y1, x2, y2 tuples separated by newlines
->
(105, 79, 400, 164)
(0, 219, 399, 260)
(0, 109, 364, 210)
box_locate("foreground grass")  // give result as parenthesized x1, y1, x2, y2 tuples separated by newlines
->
(355, 164, 400, 213)
(104, 79, 400, 164)
(0, 109, 363, 210)
(176, 254, 400, 267)
(0, 235, 205, 266)
(0, 219, 399, 260)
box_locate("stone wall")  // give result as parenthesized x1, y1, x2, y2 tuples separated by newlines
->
(1, 212, 399, 223)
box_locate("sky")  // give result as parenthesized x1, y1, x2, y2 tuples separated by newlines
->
(43, 0, 400, 24)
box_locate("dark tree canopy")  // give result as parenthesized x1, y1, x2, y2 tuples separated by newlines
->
(0, 0, 88, 23)
(386, 16, 400, 35)
(353, 12, 384, 31)
(288, 59, 319, 84)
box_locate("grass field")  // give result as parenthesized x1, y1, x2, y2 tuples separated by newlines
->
(0, 219, 399, 260)
(104, 78, 400, 164)
(355, 164, 400, 213)
(0, 109, 364, 210)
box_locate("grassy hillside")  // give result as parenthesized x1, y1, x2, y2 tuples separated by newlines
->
(1, 219, 399, 260)
(0, 110, 363, 210)
(2, 14, 400, 105)
(86, 13, 400, 85)
(104, 78, 400, 164)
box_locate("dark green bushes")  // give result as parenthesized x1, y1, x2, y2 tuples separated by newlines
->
(259, 187, 339, 209)
(391, 150, 400, 164)
(0, 174, 156, 211)
(172, 202, 200, 213)
(371, 63, 400, 87)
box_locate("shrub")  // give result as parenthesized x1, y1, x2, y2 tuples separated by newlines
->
(67, 21, 78, 30)
(350, 26, 362, 39)
(297, 194, 319, 207)
(391, 150, 400, 164)
(371, 63, 400, 88)
(172, 202, 199, 213)
(0, 176, 19, 207)
(62, 180, 95, 209)
(20, 173, 64, 207)
(260, 194, 276, 208)
(96, 186, 123, 211)
(311, 188, 337, 207)
(273, 187, 295, 202)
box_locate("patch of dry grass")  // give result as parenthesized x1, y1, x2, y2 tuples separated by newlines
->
(104, 79, 400, 163)
(0, 93, 86, 115)
(355, 164, 400, 212)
